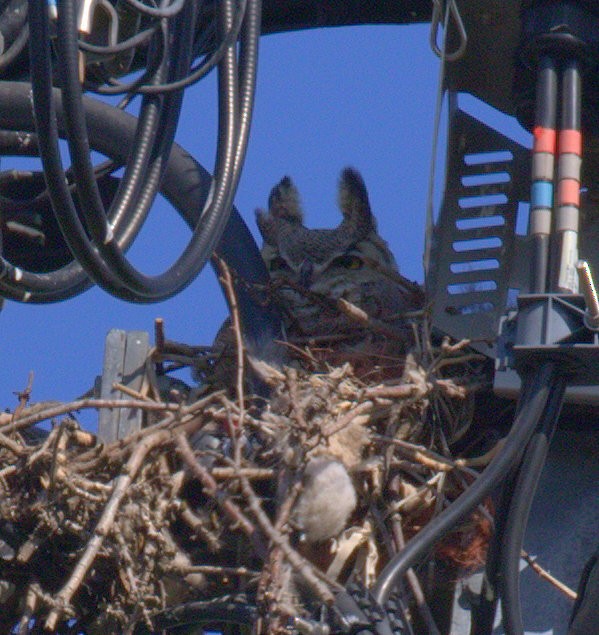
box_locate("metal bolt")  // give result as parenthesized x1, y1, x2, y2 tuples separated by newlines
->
(576, 260, 599, 329)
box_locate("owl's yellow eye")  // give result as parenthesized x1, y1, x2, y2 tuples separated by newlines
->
(331, 254, 363, 270)
(269, 256, 291, 272)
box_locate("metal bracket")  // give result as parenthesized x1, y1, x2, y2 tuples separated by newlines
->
(97, 329, 149, 443)
(427, 96, 531, 357)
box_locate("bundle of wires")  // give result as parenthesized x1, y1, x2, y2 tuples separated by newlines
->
(0, 0, 262, 303)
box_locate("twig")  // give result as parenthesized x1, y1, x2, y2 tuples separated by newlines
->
(211, 467, 274, 480)
(321, 400, 373, 438)
(112, 382, 154, 403)
(176, 564, 261, 577)
(1, 398, 181, 435)
(45, 429, 172, 630)
(521, 550, 577, 600)
(457, 439, 505, 468)
(154, 318, 166, 352)
(365, 383, 431, 400)
(0, 431, 26, 457)
(17, 585, 37, 635)
(175, 434, 263, 554)
(217, 258, 246, 420)
(377, 435, 480, 479)
(336, 297, 408, 340)
(178, 505, 222, 552)
(12, 372, 34, 421)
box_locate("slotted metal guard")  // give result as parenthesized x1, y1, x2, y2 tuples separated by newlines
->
(427, 95, 532, 356)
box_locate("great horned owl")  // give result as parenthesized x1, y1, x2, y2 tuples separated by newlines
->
(256, 167, 423, 372)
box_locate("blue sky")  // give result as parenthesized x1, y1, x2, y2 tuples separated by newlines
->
(0, 23, 528, 422)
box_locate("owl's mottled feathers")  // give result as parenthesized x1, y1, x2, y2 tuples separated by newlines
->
(256, 167, 423, 359)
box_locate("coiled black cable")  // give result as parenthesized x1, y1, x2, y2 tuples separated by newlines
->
(55, 0, 192, 289)
(22, 0, 133, 299)
(232, 0, 261, 187)
(85, 20, 170, 97)
(55, 0, 257, 300)
(499, 375, 565, 634)
(78, 23, 158, 57)
(372, 363, 562, 607)
(0, 80, 281, 363)
(21, 0, 261, 302)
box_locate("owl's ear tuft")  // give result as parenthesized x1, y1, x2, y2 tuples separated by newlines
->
(267, 176, 304, 223)
(338, 167, 375, 234)
(255, 208, 275, 244)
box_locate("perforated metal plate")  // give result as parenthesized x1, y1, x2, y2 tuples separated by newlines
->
(427, 98, 531, 355)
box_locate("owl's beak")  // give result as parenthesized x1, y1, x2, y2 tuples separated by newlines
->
(299, 259, 314, 289)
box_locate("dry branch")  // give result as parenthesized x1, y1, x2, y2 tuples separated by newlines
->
(0, 303, 509, 633)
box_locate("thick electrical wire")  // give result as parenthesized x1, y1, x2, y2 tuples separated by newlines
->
(55, 0, 191, 277)
(78, 24, 158, 56)
(469, 477, 516, 635)
(0, 82, 273, 319)
(15, 0, 133, 300)
(22, 0, 175, 301)
(18, 0, 260, 303)
(469, 373, 564, 635)
(82, 18, 172, 96)
(54, 0, 227, 300)
(0, 22, 28, 71)
(499, 376, 566, 634)
(3, 0, 260, 302)
(372, 362, 561, 607)
(14, 0, 177, 300)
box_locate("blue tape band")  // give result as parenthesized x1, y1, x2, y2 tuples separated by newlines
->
(531, 181, 553, 209)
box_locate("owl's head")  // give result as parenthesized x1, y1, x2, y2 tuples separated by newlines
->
(256, 167, 391, 280)
(256, 168, 420, 340)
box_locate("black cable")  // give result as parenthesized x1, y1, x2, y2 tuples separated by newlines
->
(469, 380, 536, 635)
(5, 1, 260, 306)
(47, 0, 255, 301)
(78, 24, 158, 56)
(469, 477, 517, 635)
(499, 375, 566, 634)
(24, 0, 135, 300)
(372, 362, 561, 607)
(231, 0, 261, 187)
(469, 377, 547, 635)
(0, 22, 28, 71)
(0, 81, 281, 365)
(82, 18, 171, 96)
(89, 0, 247, 96)
(120, 0, 186, 20)
(133, 595, 259, 633)
(55, 0, 190, 269)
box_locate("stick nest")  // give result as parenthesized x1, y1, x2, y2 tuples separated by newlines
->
(0, 309, 494, 634)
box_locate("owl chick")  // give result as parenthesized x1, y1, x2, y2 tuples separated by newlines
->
(292, 456, 357, 544)
(256, 167, 423, 366)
